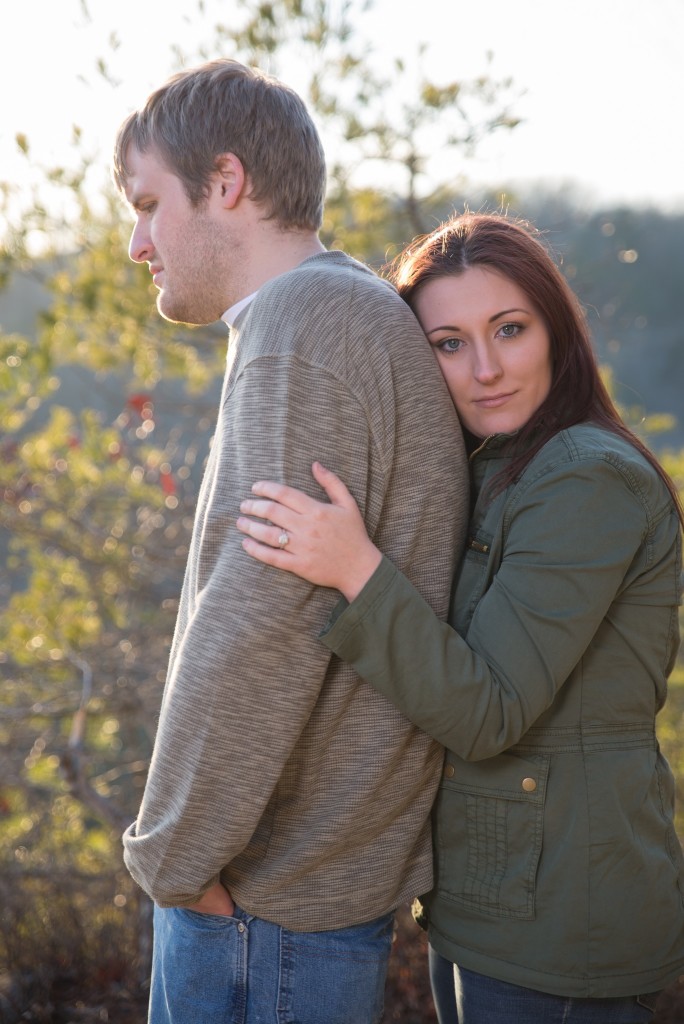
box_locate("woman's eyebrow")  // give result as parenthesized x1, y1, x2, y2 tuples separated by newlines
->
(424, 307, 530, 336)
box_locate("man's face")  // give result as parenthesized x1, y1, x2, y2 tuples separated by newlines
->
(124, 145, 241, 325)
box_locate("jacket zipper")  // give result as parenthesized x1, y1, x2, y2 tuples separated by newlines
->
(468, 435, 495, 553)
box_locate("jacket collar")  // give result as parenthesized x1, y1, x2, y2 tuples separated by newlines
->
(466, 425, 547, 462)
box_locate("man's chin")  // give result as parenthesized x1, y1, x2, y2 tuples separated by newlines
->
(157, 294, 216, 327)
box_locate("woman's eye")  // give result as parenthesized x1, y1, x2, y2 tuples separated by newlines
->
(439, 337, 463, 353)
(500, 323, 522, 338)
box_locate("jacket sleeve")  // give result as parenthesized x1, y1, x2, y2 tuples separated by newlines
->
(123, 358, 380, 906)
(321, 456, 652, 761)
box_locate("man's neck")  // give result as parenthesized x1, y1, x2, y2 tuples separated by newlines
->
(242, 229, 326, 295)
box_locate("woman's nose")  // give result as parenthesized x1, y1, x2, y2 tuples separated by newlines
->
(473, 346, 503, 383)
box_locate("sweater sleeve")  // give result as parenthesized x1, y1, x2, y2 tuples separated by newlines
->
(123, 357, 381, 906)
(321, 456, 651, 761)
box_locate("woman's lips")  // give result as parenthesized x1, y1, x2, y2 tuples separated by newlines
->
(473, 392, 515, 408)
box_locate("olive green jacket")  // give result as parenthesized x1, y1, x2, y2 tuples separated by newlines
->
(322, 423, 684, 997)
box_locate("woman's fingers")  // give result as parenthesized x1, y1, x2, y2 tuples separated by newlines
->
(249, 479, 315, 513)
(311, 462, 357, 509)
(238, 496, 293, 526)
(240, 535, 290, 569)
(236, 515, 291, 550)
(248, 464, 357, 514)
(238, 465, 380, 597)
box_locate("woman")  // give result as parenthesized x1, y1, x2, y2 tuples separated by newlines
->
(236, 212, 684, 1023)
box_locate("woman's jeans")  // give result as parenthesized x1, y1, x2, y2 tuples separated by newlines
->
(148, 903, 394, 1024)
(429, 947, 660, 1024)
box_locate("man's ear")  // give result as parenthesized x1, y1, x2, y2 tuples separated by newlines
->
(214, 153, 247, 209)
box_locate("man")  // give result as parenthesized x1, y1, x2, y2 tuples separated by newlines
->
(113, 58, 468, 1023)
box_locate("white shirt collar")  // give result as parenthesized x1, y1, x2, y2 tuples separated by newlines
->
(221, 290, 259, 328)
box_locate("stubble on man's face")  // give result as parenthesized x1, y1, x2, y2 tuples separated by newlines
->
(157, 206, 244, 327)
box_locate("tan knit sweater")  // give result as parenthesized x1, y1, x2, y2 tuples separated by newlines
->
(123, 250, 469, 931)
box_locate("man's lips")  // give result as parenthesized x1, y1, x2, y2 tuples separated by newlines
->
(150, 265, 163, 286)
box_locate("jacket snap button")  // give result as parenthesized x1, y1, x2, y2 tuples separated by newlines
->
(522, 777, 537, 792)
(444, 763, 455, 778)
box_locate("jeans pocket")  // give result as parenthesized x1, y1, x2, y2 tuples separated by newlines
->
(149, 904, 249, 1024)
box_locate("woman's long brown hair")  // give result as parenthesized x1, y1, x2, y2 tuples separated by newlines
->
(390, 212, 683, 522)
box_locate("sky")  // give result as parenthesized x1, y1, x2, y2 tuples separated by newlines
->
(2, 0, 684, 214)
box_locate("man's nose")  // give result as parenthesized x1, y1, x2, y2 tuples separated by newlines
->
(129, 221, 152, 264)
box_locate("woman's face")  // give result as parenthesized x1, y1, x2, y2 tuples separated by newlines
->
(413, 266, 553, 439)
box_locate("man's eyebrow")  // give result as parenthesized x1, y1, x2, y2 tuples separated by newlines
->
(126, 191, 152, 211)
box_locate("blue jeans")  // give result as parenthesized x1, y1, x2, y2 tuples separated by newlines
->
(429, 948, 659, 1024)
(148, 903, 395, 1023)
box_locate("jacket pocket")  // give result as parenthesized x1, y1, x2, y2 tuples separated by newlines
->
(433, 750, 549, 920)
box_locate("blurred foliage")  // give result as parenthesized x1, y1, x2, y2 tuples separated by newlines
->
(0, 0, 682, 1019)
